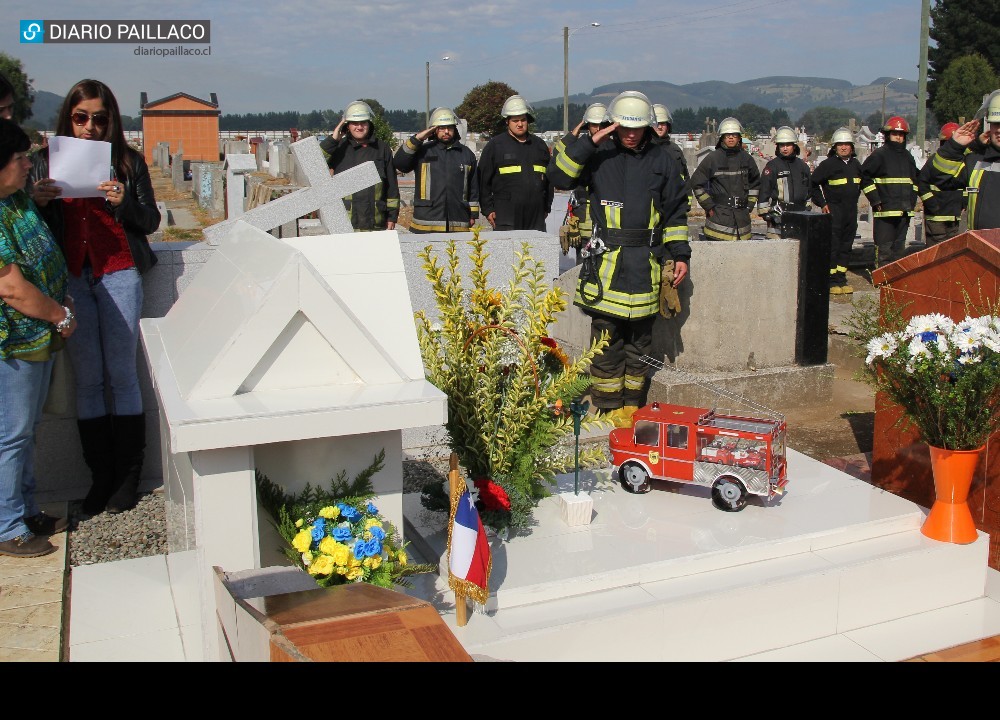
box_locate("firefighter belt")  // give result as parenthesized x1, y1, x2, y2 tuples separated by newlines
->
(660, 259, 682, 318)
(559, 215, 582, 255)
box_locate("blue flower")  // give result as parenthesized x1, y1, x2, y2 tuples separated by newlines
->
(353, 539, 367, 560)
(919, 331, 938, 344)
(311, 518, 326, 542)
(369, 525, 386, 542)
(339, 503, 360, 522)
(366, 501, 379, 515)
(332, 525, 353, 543)
(364, 537, 383, 558)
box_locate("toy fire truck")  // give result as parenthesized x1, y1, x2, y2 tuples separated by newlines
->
(608, 401, 788, 511)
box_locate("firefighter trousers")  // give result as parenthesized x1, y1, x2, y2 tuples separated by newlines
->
(829, 204, 858, 285)
(586, 314, 655, 410)
(924, 218, 961, 247)
(872, 216, 910, 266)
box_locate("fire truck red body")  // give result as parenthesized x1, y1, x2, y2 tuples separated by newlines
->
(608, 402, 788, 511)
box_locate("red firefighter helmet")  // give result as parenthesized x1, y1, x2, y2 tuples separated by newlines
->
(939, 122, 960, 141)
(883, 116, 910, 134)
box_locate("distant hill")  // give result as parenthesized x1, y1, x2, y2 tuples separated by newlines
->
(24, 90, 63, 130)
(534, 76, 917, 123)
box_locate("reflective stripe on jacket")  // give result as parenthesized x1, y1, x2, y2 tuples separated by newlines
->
(394, 134, 479, 232)
(927, 137, 1000, 231)
(860, 141, 918, 218)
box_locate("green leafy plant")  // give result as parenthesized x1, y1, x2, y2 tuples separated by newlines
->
(846, 290, 1000, 450)
(256, 450, 435, 589)
(414, 229, 611, 533)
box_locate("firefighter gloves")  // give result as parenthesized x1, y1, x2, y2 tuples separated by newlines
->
(659, 259, 682, 318)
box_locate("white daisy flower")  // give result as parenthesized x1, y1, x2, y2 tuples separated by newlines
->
(952, 331, 981, 353)
(865, 334, 897, 364)
(908, 337, 929, 358)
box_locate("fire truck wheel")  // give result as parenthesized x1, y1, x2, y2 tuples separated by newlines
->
(711, 476, 747, 512)
(619, 463, 651, 494)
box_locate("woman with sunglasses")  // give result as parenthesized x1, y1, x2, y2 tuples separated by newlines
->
(30, 79, 160, 516)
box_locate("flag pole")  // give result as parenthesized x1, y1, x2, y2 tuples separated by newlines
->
(448, 452, 470, 627)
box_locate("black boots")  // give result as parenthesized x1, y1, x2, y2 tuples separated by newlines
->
(77, 415, 116, 515)
(106, 414, 146, 514)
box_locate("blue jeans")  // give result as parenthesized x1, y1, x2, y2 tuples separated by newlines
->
(67, 267, 144, 419)
(0, 357, 53, 542)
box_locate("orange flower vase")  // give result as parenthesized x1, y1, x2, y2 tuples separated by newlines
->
(920, 444, 984, 544)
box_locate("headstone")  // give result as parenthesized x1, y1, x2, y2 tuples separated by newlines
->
(224, 154, 258, 219)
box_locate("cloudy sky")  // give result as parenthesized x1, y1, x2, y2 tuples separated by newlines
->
(4, 0, 924, 117)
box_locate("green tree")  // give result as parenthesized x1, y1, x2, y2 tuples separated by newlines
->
(928, 0, 1000, 110)
(771, 108, 792, 128)
(671, 107, 697, 133)
(735, 103, 774, 136)
(796, 106, 859, 139)
(455, 80, 518, 136)
(931, 53, 999, 125)
(0, 52, 34, 124)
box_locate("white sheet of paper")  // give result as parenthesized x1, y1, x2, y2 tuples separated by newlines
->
(47, 136, 112, 199)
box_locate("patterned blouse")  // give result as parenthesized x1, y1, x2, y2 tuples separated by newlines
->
(0, 189, 68, 361)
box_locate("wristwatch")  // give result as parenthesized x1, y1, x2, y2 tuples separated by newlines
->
(55, 306, 74, 332)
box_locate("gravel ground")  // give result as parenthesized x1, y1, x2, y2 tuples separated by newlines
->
(68, 457, 459, 567)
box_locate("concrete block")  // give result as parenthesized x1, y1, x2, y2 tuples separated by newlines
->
(558, 491, 594, 526)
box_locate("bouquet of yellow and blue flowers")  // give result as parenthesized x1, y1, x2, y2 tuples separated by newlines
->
(256, 450, 436, 589)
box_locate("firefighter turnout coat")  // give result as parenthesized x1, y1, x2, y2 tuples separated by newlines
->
(926, 137, 1000, 230)
(478, 131, 553, 231)
(759, 152, 812, 213)
(322, 134, 400, 230)
(688, 144, 761, 241)
(547, 132, 691, 320)
(393, 133, 479, 233)
(860, 141, 918, 219)
(809, 151, 863, 210)
(917, 157, 964, 224)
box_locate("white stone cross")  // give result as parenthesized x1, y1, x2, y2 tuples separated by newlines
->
(202, 135, 378, 243)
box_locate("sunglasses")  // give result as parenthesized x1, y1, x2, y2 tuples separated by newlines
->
(71, 111, 110, 129)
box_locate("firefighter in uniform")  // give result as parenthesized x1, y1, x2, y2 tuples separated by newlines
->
(810, 127, 863, 294)
(917, 122, 964, 246)
(547, 91, 690, 431)
(860, 116, 917, 266)
(926, 92, 1000, 232)
(651, 104, 689, 186)
(478, 95, 553, 231)
(758, 126, 812, 238)
(320, 100, 400, 231)
(552, 103, 608, 261)
(392, 107, 479, 233)
(687, 117, 761, 241)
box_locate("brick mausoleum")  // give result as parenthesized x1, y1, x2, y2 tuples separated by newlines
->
(140, 91, 220, 165)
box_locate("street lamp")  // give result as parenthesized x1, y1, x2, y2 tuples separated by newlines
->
(881, 77, 903, 131)
(426, 56, 451, 127)
(563, 23, 600, 134)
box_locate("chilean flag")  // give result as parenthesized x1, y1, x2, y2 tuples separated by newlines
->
(448, 489, 491, 601)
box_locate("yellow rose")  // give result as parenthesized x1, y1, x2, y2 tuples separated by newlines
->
(330, 542, 350, 566)
(364, 518, 380, 530)
(291, 530, 312, 553)
(318, 506, 339, 520)
(308, 554, 335, 576)
(369, 555, 382, 570)
(295, 519, 304, 528)
(346, 567, 364, 581)
(336, 566, 347, 575)
(397, 550, 407, 566)
(318, 536, 339, 556)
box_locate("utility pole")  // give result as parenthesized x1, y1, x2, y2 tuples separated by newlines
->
(915, 0, 930, 151)
(563, 26, 569, 134)
(426, 61, 430, 128)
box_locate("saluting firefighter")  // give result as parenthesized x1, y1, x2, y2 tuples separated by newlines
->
(392, 107, 479, 233)
(552, 103, 608, 261)
(860, 116, 918, 266)
(917, 122, 964, 246)
(687, 117, 761, 241)
(478, 95, 553, 231)
(810, 127, 863, 294)
(758, 126, 812, 238)
(320, 100, 400, 231)
(925, 91, 1000, 232)
(547, 91, 690, 432)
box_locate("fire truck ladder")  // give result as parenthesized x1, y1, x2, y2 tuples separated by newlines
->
(639, 355, 785, 424)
